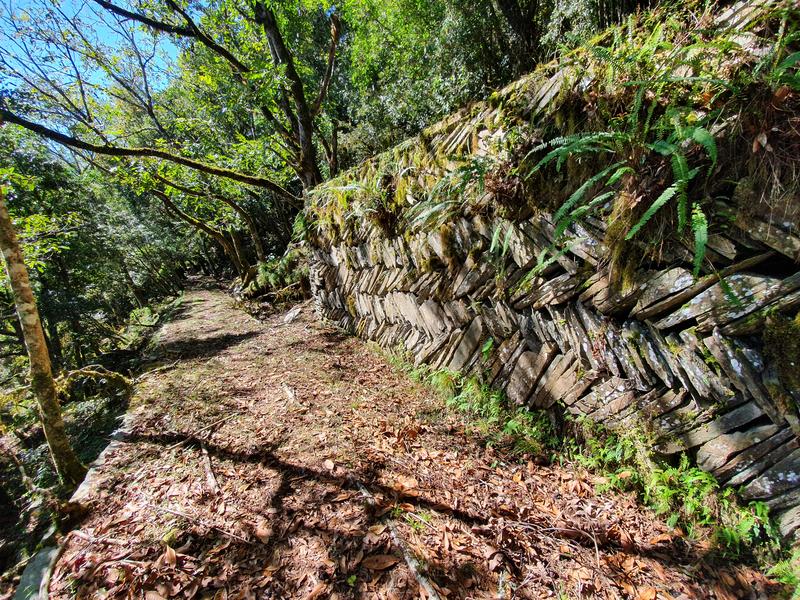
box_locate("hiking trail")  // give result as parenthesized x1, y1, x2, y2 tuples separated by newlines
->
(48, 286, 774, 599)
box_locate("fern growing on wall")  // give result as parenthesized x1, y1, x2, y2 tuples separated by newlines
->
(520, 0, 800, 279)
(523, 20, 726, 277)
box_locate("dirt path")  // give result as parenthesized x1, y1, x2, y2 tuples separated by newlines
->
(49, 287, 776, 599)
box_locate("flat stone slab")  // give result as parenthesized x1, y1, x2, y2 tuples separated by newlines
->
(14, 546, 60, 600)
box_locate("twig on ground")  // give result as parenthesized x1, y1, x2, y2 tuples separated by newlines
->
(166, 413, 239, 449)
(70, 530, 128, 546)
(355, 482, 442, 600)
(405, 511, 435, 530)
(201, 444, 220, 494)
(141, 502, 254, 545)
(133, 360, 179, 383)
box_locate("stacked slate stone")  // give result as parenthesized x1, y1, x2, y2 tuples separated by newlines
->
(307, 0, 800, 536)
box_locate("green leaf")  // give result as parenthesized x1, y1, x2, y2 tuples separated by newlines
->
(490, 224, 503, 254)
(554, 191, 615, 239)
(605, 166, 633, 187)
(649, 140, 677, 156)
(691, 204, 708, 277)
(670, 152, 689, 183)
(501, 227, 514, 256)
(552, 161, 625, 225)
(691, 128, 717, 167)
(481, 338, 494, 360)
(776, 51, 800, 74)
(720, 278, 744, 308)
(625, 184, 678, 240)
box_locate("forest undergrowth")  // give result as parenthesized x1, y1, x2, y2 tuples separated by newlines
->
(0, 290, 189, 588)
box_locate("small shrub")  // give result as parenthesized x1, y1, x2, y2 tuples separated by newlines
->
(768, 548, 800, 597)
(249, 245, 309, 301)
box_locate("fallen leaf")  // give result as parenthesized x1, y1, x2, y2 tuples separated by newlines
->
(255, 520, 272, 543)
(361, 554, 400, 570)
(304, 582, 327, 599)
(163, 545, 176, 567)
(774, 86, 791, 104)
(650, 560, 667, 582)
(392, 475, 418, 494)
(649, 533, 672, 545)
(635, 588, 657, 600)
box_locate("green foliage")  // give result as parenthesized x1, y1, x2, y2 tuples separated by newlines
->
(401, 155, 499, 235)
(768, 548, 800, 596)
(250, 246, 309, 301)
(395, 359, 558, 458)
(1, 128, 191, 379)
(714, 496, 777, 557)
(527, 92, 718, 276)
(690, 204, 709, 277)
(385, 345, 792, 572)
(645, 454, 719, 529)
(481, 338, 494, 360)
(448, 377, 556, 456)
(566, 421, 782, 555)
(513, 1, 791, 279)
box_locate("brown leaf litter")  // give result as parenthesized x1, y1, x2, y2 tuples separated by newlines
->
(47, 288, 782, 599)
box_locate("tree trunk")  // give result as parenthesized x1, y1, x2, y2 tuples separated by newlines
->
(120, 259, 146, 308)
(230, 203, 266, 263)
(43, 315, 64, 368)
(0, 189, 86, 489)
(154, 190, 249, 279)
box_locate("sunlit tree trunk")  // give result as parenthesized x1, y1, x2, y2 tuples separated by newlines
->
(0, 189, 86, 488)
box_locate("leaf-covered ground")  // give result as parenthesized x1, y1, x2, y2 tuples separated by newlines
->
(47, 287, 780, 599)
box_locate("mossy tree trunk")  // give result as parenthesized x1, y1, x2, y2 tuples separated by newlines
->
(0, 189, 86, 489)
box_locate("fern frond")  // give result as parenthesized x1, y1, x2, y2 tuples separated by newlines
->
(649, 140, 677, 155)
(606, 165, 634, 187)
(691, 204, 708, 277)
(670, 152, 689, 183)
(408, 198, 458, 229)
(501, 227, 514, 257)
(552, 161, 626, 225)
(490, 223, 504, 254)
(629, 86, 645, 131)
(587, 45, 628, 72)
(690, 127, 718, 168)
(526, 132, 621, 175)
(625, 184, 677, 240)
(533, 238, 586, 275)
(677, 190, 688, 233)
(554, 190, 615, 239)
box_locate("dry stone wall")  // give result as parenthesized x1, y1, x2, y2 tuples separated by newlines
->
(306, 0, 800, 536)
(309, 211, 800, 533)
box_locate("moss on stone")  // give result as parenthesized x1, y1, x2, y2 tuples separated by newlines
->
(764, 313, 800, 393)
(438, 223, 459, 272)
(345, 294, 357, 317)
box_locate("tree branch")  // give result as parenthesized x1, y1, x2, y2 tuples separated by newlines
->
(90, 0, 250, 74)
(152, 189, 247, 276)
(0, 107, 299, 201)
(310, 13, 341, 118)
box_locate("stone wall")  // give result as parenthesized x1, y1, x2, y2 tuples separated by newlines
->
(306, 0, 800, 536)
